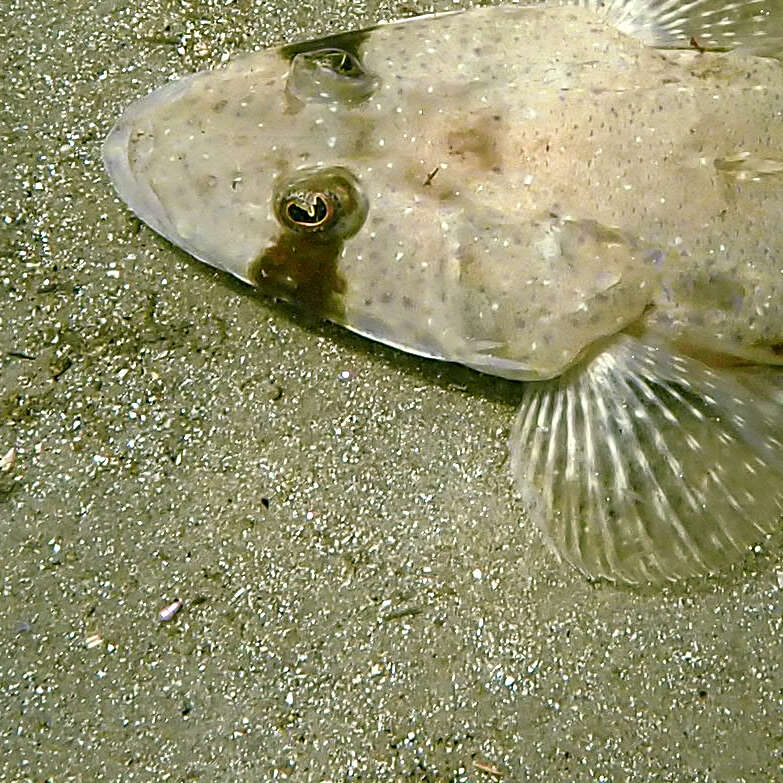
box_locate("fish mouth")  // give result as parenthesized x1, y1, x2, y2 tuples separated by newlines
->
(103, 73, 262, 281)
(103, 75, 206, 259)
(103, 63, 300, 284)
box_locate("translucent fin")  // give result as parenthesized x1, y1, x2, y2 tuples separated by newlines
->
(715, 151, 783, 180)
(509, 336, 783, 583)
(569, 0, 783, 57)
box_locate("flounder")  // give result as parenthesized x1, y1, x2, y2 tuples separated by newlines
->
(103, 0, 783, 583)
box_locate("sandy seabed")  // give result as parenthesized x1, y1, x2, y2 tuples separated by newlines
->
(1, 0, 782, 780)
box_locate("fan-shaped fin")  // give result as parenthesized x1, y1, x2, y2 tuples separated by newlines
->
(509, 336, 783, 583)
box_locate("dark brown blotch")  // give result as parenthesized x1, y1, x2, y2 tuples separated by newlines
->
(445, 112, 506, 172)
(279, 28, 373, 63)
(248, 232, 346, 320)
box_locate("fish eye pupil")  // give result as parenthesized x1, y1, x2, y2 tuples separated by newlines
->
(285, 193, 333, 229)
(316, 49, 362, 78)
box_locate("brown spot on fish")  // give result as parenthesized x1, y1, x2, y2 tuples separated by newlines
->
(446, 124, 502, 171)
(423, 166, 439, 186)
(248, 231, 346, 319)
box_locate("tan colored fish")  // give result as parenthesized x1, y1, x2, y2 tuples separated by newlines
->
(103, 0, 783, 583)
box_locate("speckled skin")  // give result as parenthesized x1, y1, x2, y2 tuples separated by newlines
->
(104, 2, 783, 582)
(103, 4, 783, 380)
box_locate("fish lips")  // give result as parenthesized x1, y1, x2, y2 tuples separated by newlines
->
(103, 70, 274, 284)
(103, 75, 203, 260)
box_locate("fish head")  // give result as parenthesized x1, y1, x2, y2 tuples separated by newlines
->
(104, 10, 659, 380)
(103, 27, 414, 288)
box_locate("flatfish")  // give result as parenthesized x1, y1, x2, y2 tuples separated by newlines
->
(103, 0, 783, 583)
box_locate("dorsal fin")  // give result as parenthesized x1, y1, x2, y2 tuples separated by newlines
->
(568, 0, 783, 58)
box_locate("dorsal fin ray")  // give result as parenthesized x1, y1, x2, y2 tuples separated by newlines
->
(568, 0, 783, 57)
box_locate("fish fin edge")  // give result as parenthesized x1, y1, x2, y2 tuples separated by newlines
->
(569, 0, 783, 58)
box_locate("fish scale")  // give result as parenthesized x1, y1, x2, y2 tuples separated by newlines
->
(104, 0, 783, 583)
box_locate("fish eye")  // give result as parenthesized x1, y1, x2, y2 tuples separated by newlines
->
(275, 166, 368, 240)
(287, 47, 379, 105)
(314, 49, 364, 77)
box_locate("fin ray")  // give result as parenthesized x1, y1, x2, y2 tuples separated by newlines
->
(568, 0, 783, 57)
(509, 336, 783, 583)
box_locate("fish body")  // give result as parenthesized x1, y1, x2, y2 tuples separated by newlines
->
(104, 0, 783, 583)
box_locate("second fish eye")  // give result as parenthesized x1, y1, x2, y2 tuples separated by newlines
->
(287, 47, 380, 105)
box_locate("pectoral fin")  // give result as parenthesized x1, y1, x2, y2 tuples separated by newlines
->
(509, 336, 783, 583)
